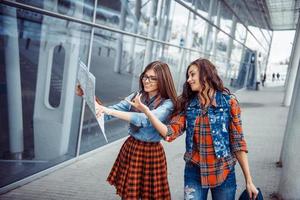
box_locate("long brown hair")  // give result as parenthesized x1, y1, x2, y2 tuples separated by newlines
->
(174, 58, 231, 115)
(139, 61, 177, 106)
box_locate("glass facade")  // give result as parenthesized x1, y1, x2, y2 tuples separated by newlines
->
(0, 0, 272, 191)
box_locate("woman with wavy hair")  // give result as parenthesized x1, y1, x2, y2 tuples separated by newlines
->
(128, 58, 258, 200)
(77, 61, 176, 200)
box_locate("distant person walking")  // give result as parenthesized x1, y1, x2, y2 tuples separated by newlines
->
(276, 73, 280, 81)
(261, 73, 266, 87)
(272, 73, 276, 82)
(77, 61, 177, 200)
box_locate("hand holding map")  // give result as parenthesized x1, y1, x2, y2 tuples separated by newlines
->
(77, 60, 108, 143)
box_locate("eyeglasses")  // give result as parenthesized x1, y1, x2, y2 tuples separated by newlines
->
(142, 75, 158, 83)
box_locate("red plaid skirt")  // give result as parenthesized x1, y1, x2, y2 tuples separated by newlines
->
(107, 136, 171, 200)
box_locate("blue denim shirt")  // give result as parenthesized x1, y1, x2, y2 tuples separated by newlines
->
(105, 93, 174, 142)
(185, 91, 231, 159)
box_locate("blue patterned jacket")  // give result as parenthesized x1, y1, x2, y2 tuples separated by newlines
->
(185, 91, 232, 159)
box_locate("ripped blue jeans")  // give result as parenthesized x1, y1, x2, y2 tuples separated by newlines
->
(184, 163, 236, 200)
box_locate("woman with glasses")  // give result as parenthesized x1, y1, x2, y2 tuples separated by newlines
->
(127, 58, 259, 200)
(77, 61, 177, 200)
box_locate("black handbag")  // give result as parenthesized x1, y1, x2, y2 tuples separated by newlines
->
(239, 188, 263, 200)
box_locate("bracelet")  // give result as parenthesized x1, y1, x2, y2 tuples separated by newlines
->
(166, 126, 173, 137)
(106, 108, 113, 116)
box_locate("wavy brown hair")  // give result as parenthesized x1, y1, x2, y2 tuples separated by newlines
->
(173, 58, 231, 115)
(138, 61, 177, 106)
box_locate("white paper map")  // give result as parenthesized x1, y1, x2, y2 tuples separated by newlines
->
(77, 60, 107, 143)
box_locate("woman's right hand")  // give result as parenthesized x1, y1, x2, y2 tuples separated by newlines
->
(246, 182, 259, 200)
(76, 84, 84, 96)
(126, 93, 149, 113)
(95, 103, 105, 118)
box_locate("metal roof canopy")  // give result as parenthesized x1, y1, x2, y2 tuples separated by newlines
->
(185, 0, 300, 31)
(265, 0, 300, 30)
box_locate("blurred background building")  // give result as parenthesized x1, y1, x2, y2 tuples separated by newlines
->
(0, 0, 299, 198)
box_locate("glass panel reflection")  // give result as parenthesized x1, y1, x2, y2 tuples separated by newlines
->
(0, 4, 90, 187)
(16, 0, 94, 21)
(49, 45, 65, 108)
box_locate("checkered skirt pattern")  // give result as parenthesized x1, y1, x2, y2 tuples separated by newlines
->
(107, 136, 171, 200)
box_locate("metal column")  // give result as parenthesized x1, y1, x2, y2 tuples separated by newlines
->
(143, 0, 158, 67)
(278, 18, 300, 163)
(278, 53, 300, 199)
(211, 1, 221, 62)
(225, 14, 237, 78)
(282, 17, 300, 106)
(3, 5, 24, 159)
(114, 0, 127, 73)
(202, 0, 215, 57)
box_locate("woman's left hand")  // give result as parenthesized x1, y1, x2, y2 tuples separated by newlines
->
(126, 93, 149, 113)
(76, 84, 84, 96)
(246, 182, 259, 200)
